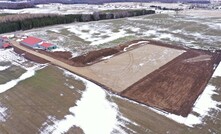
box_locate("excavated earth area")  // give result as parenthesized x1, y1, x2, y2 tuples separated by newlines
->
(121, 48, 221, 116)
(13, 40, 221, 116)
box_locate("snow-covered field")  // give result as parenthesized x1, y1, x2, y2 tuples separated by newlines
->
(18, 12, 221, 56)
(40, 70, 137, 134)
(24, 13, 221, 130)
(66, 24, 129, 46)
(0, 48, 47, 125)
(0, 49, 47, 93)
(0, 10, 221, 133)
(0, 2, 187, 15)
(0, 48, 138, 134)
(0, 45, 221, 133)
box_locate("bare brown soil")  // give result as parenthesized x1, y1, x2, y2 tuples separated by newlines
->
(86, 43, 185, 92)
(71, 48, 119, 66)
(13, 47, 49, 64)
(18, 40, 147, 67)
(11, 39, 221, 117)
(121, 49, 221, 117)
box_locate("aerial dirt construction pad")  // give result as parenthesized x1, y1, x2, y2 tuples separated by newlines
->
(12, 40, 221, 116)
(121, 48, 221, 117)
(86, 42, 185, 92)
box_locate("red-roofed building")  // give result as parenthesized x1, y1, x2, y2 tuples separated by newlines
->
(0, 38, 3, 47)
(19, 36, 57, 51)
(2, 43, 11, 49)
(0, 36, 8, 42)
(0, 36, 9, 48)
(40, 42, 57, 50)
(20, 36, 42, 48)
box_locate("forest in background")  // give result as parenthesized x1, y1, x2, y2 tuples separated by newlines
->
(0, 9, 155, 34)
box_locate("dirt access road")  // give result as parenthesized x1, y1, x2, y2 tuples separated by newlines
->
(11, 40, 183, 93)
(10, 40, 103, 85)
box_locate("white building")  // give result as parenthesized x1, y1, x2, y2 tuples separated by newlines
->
(211, 0, 221, 4)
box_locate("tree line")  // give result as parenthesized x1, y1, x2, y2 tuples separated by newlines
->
(0, 9, 155, 34)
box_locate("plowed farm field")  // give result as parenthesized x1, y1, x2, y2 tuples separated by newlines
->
(84, 41, 221, 116)
(121, 49, 220, 116)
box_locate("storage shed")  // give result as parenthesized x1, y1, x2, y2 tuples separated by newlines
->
(40, 42, 57, 51)
(0, 40, 2, 48)
(20, 36, 42, 49)
(0, 36, 8, 48)
(0, 36, 8, 42)
(2, 43, 11, 49)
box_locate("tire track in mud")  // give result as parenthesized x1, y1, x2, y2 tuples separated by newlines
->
(113, 52, 134, 89)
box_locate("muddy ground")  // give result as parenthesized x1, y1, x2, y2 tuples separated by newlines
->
(85, 42, 185, 92)
(13, 47, 49, 64)
(122, 49, 221, 117)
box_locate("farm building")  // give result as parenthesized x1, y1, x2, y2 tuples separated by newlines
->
(0, 36, 10, 49)
(20, 36, 43, 49)
(0, 36, 8, 46)
(40, 42, 57, 51)
(19, 36, 57, 51)
(2, 43, 11, 49)
(0, 40, 2, 48)
(0, 36, 8, 42)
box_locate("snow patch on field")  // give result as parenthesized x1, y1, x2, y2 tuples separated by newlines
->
(0, 69, 35, 93)
(123, 41, 148, 51)
(0, 66, 10, 71)
(152, 32, 187, 43)
(91, 29, 127, 46)
(0, 104, 7, 122)
(193, 85, 220, 117)
(101, 55, 114, 60)
(112, 62, 221, 127)
(0, 3, 93, 15)
(51, 47, 67, 52)
(40, 70, 135, 134)
(202, 21, 221, 30)
(49, 29, 61, 33)
(0, 48, 26, 66)
(66, 23, 129, 46)
(0, 64, 46, 94)
(212, 62, 221, 78)
(0, 48, 47, 93)
(143, 30, 157, 36)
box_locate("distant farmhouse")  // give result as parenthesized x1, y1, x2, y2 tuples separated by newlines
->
(0, 36, 11, 49)
(0, 37, 3, 47)
(20, 36, 57, 51)
(0, 0, 34, 9)
(0, 0, 213, 9)
(210, 0, 221, 4)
